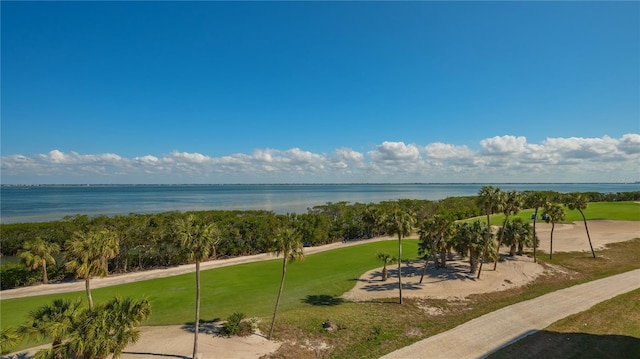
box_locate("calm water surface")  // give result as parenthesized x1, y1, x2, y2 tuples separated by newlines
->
(1, 183, 639, 224)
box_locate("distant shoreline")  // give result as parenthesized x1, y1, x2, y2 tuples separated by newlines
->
(2, 182, 639, 187)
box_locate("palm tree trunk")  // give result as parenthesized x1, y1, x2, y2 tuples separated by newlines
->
(42, 259, 49, 284)
(397, 234, 403, 305)
(419, 256, 429, 284)
(550, 224, 555, 260)
(477, 212, 491, 279)
(382, 265, 388, 281)
(193, 260, 200, 359)
(532, 208, 538, 263)
(493, 217, 509, 270)
(579, 210, 596, 258)
(85, 277, 94, 311)
(470, 255, 479, 275)
(269, 258, 287, 339)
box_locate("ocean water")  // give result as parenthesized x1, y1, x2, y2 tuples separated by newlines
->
(1, 183, 638, 224)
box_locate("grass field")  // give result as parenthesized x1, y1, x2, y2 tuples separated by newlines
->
(487, 201, 640, 225)
(1, 239, 421, 330)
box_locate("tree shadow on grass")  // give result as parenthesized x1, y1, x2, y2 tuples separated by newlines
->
(303, 294, 345, 306)
(487, 330, 640, 359)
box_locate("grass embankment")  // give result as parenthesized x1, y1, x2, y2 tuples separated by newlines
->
(488, 288, 640, 359)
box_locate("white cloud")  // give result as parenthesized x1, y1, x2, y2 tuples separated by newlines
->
(369, 141, 421, 162)
(1, 134, 639, 183)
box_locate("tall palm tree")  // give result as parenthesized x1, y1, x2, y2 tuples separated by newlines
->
(19, 298, 82, 359)
(65, 229, 119, 311)
(526, 192, 549, 263)
(493, 190, 523, 270)
(476, 186, 503, 279)
(376, 252, 396, 281)
(386, 208, 415, 304)
(268, 226, 304, 339)
(544, 203, 565, 259)
(174, 214, 219, 359)
(564, 193, 596, 258)
(19, 237, 60, 284)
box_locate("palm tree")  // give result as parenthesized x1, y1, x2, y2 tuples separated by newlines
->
(386, 208, 415, 304)
(418, 215, 454, 283)
(19, 298, 82, 359)
(544, 203, 566, 259)
(1, 327, 21, 355)
(564, 193, 596, 258)
(174, 214, 219, 359)
(268, 226, 304, 339)
(452, 221, 495, 275)
(19, 237, 60, 284)
(65, 228, 119, 311)
(493, 190, 523, 270)
(376, 252, 396, 281)
(498, 218, 534, 257)
(65, 296, 151, 359)
(526, 192, 549, 263)
(476, 186, 503, 279)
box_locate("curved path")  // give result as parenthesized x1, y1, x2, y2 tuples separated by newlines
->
(381, 268, 640, 359)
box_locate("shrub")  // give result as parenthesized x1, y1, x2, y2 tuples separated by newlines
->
(220, 312, 253, 337)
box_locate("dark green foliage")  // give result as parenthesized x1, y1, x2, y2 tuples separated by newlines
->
(221, 312, 253, 337)
(0, 263, 67, 290)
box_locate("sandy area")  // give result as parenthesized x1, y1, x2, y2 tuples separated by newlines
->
(3, 220, 638, 359)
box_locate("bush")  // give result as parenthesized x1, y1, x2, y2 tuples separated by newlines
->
(0, 263, 41, 289)
(220, 312, 253, 337)
(0, 263, 68, 290)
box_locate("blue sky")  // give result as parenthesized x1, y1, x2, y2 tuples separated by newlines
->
(1, 1, 639, 184)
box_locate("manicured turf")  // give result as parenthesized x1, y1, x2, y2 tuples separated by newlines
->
(1, 239, 420, 330)
(488, 201, 640, 225)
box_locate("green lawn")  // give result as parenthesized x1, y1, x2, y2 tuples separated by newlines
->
(487, 201, 640, 225)
(1, 239, 420, 330)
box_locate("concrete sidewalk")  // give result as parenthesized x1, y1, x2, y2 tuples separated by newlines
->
(381, 268, 640, 359)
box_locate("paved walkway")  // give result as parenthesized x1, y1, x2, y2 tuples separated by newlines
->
(381, 268, 640, 359)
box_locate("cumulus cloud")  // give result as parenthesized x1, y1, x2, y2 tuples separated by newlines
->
(369, 141, 421, 162)
(1, 134, 638, 183)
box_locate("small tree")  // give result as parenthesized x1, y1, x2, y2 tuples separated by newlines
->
(544, 203, 566, 259)
(493, 190, 523, 269)
(476, 186, 503, 279)
(174, 214, 219, 359)
(386, 208, 415, 304)
(376, 252, 396, 281)
(268, 226, 304, 340)
(65, 229, 119, 311)
(19, 237, 60, 284)
(526, 192, 549, 263)
(564, 193, 596, 258)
